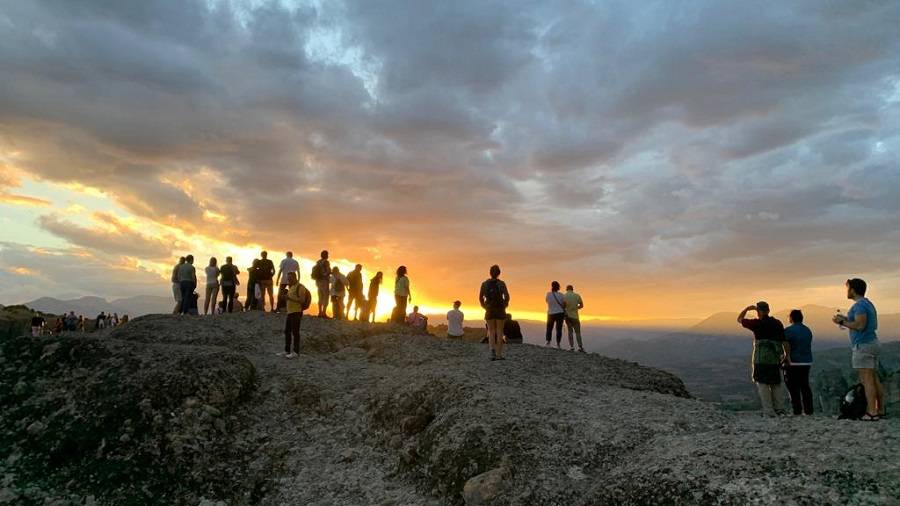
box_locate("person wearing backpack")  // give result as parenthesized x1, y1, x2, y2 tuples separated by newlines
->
(738, 301, 790, 417)
(545, 281, 566, 348)
(330, 266, 349, 320)
(219, 257, 241, 313)
(311, 250, 331, 318)
(279, 272, 311, 359)
(480, 265, 511, 361)
(833, 278, 884, 421)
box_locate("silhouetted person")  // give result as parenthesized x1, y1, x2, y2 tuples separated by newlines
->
(330, 266, 348, 320)
(53, 317, 63, 335)
(96, 311, 106, 330)
(738, 301, 789, 417)
(784, 309, 814, 415)
(447, 300, 464, 338)
(204, 257, 220, 315)
(392, 266, 410, 323)
(276, 251, 300, 312)
(504, 314, 523, 344)
(564, 284, 585, 352)
(30, 311, 45, 337)
(367, 271, 383, 322)
(480, 265, 511, 361)
(279, 272, 311, 359)
(171, 256, 185, 314)
(177, 255, 198, 315)
(312, 250, 331, 317)
(406, 305, 427, 330)
(232, 293, 244, 312)
(246, 258, 260, 310)
(257, 251, 276, 312)
(346, 264, 365, 320)
(120, 314, 129, 325)
(78, 315, 86, 332)
(833, 278, 884, 420)
(545, 281, 566, 348)
(65, 311, 78, 331)
(219, 256, 240, 313)
(112, 313, 119, 326)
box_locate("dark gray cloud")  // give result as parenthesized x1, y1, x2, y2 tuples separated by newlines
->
(1, 0, 900, 313)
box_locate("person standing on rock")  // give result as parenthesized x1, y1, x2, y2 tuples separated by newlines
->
(177, 255, 198, 316)
(275, 251, 300, 313)
(330, 266, 349, 320)
(367, 271, 383, 322)
(246, 257, 260, 311)
(447, 300, 465, 338)
(480, 265, 510, 361)
(392, 266, 411, 324)
(833, 278, 884, 421)
(279, 272, 311, 359)
(545, 281, 566, 348)
(346, 264, 365, 320)
(311, 250, 331, 318)
(171, 256, 185, 314)
(204, 257, 220, 316)
(738, 302, 789, 416)
(257, 251, 276, 312)
(783, 309, 814, 416)
(219, 256, 240, 313)
(30, 311, 45, 337)
(563, 284, 585, 352)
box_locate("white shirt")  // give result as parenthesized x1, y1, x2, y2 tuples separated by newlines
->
(447, 309, 464, 336)
(330, 273, 349, 297)
(279, 257, 300, 284)
(205, 265, 219, 286)
(546, 291, 565, 314)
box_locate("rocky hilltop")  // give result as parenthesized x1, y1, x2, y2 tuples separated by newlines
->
(1, 313, 898, 505)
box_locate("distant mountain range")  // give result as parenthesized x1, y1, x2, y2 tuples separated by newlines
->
(21, 295, 173, 318)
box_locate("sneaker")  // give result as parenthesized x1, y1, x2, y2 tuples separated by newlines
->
(578, 348, 586, 353)
(545, 341, 551, 347)
(569, 347, 575, 352)
(286, 352, 298, 359)
(275, 351, 288, 357)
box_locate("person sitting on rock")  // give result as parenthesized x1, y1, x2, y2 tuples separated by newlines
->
(406, 306, 428, 331)
(447, 300, 464, 338)
(738, 301, 789, 417)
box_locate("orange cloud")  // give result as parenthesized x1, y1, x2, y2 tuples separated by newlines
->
(0, 192, 51, 207)
(6, 266, 36, 276)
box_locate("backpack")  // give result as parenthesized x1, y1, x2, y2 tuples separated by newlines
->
(299, 284, 312, 311)
(311, 260, 328, 281)
(483, 279, 505, 309)
(838, 383, 868, 420)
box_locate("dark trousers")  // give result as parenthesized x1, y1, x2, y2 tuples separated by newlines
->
(179, 280, 196, 315)
(246, 282, 256, 310)
(546, 312, 565, 343)
(331, 295, 345, 320)
(221, 284, 236, 313)
(393, 294, 408, 323)
(347, 290, 365, 319)
(784, 365, 814, 415)
(284, 312, 302, 353)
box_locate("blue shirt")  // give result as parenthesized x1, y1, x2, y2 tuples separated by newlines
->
(784, 323, 813, 364)
(847, 298, 878, 346)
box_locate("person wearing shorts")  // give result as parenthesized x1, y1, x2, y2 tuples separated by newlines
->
(479, 265, 510, 361)
(834, 278, 884, 421)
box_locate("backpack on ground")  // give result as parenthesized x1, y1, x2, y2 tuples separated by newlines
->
(838, 383, 867, 420)
(484, 279, 505, 309)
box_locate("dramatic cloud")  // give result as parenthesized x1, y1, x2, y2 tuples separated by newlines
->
(1, 0, 899, 317)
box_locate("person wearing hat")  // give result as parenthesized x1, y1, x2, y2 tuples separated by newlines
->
(447, 300, 465, 339)
(737, 301, 790, 416)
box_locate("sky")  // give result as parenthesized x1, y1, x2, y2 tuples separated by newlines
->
(1, 0, 899, 321)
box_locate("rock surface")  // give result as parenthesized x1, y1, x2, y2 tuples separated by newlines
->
(1, 312, 898, 505)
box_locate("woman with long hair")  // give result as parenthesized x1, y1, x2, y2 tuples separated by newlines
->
(392, 266, 410, 323)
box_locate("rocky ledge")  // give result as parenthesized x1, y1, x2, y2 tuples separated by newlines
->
(1, 312, 897, 505)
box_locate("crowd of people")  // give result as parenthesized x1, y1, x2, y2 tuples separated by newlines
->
(30, 310, 129, 336)
(737, 278, 885, 421)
